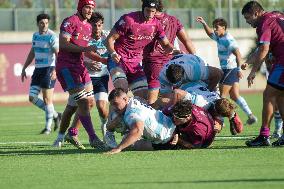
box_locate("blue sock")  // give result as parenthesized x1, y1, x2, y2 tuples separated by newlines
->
(31, 97, 45, 111)
(235, 96, 252, 116)
(45, 104, 54, 130)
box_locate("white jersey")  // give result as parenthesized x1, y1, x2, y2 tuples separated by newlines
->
(123, 97, 176, 144)
(180, 81, 220, 110)
(159, 54, 209, 94)
(84, 30, 110, 77)
(210, 32, 238, 69)
(32, 29, 58, 68)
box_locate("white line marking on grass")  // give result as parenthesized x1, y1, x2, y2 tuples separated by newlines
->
(0, 141, 51, 145)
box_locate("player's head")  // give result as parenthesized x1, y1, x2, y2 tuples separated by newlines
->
(156, 0, 164, 12)
(89, 12, 104, 39)
(172, 100, 193, 126)
(241, 1, 264, 28)
(36, 13, 50, 33)
(212, 18, 227, 36)
(141, 0, 159, 21)
(166, 64, 185, 86)
(77, 0, 96, 20)
(214, 98, 236, 118)
(108, 88, 129, 115)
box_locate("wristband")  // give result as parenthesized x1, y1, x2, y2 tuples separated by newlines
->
(111, 51, 117, 57)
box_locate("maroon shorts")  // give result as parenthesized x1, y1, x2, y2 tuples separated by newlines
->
(143, 58, 170, 89)
(56, 62, 91, 92)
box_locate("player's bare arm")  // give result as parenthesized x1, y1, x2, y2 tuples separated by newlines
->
(176, 29, 196, 54)
(105, 28, 121, 63)
(106, 121, 144, 155)
(232, 48, 244, 79)
(196, 16, 214, 37)
(59, 33, 96, 53)
(21, 48, 35, 82)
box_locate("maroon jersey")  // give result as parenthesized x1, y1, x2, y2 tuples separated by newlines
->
(143, 13, 183, 63)
(114, 11, 166, 65)
(178, 105, 216, 148)
(57, 14, 92, 66)
(256, 12, 284, 65)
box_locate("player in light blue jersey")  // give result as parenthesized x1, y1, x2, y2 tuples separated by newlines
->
(196, 16, 257, 126)
(157, 54, 223, 108)
(21, 13, 61, 135)
(106, 88, 177, 154)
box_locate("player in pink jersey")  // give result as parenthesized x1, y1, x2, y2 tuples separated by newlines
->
(142, 0, 196, 106)
(105, 0, 173, 100)
(55, 0, 105, 149)
(241, 1, 284, 147)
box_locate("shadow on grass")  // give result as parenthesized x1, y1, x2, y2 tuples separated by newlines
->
(108, 178, 284, 185)
(0, 146, 106, 156)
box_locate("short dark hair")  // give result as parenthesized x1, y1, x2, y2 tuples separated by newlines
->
(166, 64, 184, 84)
(172, 100, 193, 119)
(241, 1, 264, 15)
(108, 88, 127, 102)
(213, 18, 227, 30)
(142, 0, 159, 10)
(36, 13, 50, 23)
(89, 11, 104, 24)
(156, 0, 164, 12)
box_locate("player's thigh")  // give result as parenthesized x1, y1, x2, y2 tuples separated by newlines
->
(219, 84, 231, 97)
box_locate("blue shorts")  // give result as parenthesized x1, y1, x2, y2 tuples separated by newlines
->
(220, 68, 239, 85)
(91, 75, 109, 94)
(267, 64, 284, 90)
(31, 67, 56, 89)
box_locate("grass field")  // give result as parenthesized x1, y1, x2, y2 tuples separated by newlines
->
(1, 93, 284, 189)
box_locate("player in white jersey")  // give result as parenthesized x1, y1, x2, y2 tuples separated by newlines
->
(196, 16, 257, 126)
(158, 54, 223, 107)
(21, 13, 61, 135)
(172, 81, 243, 135)
(106, 88, 177, 154)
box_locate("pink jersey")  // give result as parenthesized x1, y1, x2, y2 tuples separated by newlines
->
(257, 12, 284, 65)
(143, 13, 183, 63)
(57, 14, 92, 66)
(178, 105, 216, 148)
(114, 11, 166, 64)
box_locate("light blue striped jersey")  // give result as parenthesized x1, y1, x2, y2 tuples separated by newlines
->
(123, 97, 176, 144)
(32, 29, 58, 68)
(180, 81, 220, 110)
(159, 54, 209, 94)
(210, 32, 238, 69)
(84, 30, 110, 77)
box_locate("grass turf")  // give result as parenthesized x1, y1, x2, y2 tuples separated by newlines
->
(0, 93, 284, 189)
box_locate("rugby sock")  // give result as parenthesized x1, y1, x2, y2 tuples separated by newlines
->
(235, 96, 252, 116)
(57, 133, 65, 141)
(100, 117, 107, 137)
(68, 127, 78, 136)
(78, 114, 97, 141)
(274, 111, 283, 131)
(31, 97, 45, 111)
(45, 104, 54, 131)
(53, 108, 59, 118)
(259, 126, 270, 137)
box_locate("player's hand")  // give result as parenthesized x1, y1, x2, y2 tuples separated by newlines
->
(21, 69, 27, 82)
(196, 16, 206, 24)
(241, 63, 248, 70)
(214, 120, 222, 133)
(237, 70, 243, 79)
(247, 71, 256, 88)
(50, 69, 57, 80)
(111, 52, 121, 64)
(170, 134, 179, 145)
(85, 61, 102, 72)
(105, 147, 122, 155)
